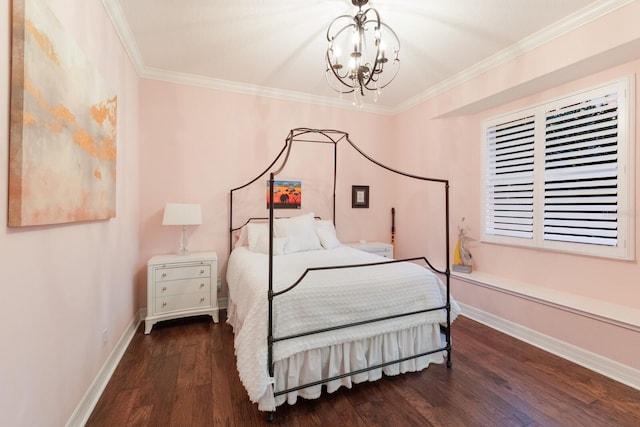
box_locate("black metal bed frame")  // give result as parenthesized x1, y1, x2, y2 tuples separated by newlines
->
(229, 128, 451, 421)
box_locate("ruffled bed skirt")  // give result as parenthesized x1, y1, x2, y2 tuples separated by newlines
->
(227, 301, 448, 411)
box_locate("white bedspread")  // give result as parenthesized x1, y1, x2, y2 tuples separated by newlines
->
(226, 245, 460, 408)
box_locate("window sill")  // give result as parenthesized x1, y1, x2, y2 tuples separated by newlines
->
(451, 271, 640, 331)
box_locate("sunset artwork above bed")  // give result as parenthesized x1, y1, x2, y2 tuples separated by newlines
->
(266, 180, 301, 209)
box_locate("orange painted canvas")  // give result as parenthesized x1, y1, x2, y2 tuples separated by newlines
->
(266, 180, 302, 209)
(8, 0, 117, 226)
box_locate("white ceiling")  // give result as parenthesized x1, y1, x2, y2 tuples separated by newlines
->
(104, 0, 629, 113)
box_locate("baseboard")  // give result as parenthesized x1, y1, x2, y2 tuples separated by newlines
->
(452, 271, 640, 331)
(65, 309, 144, 427)
(65, 301, 226, 426)
(459, 302, 640, 391)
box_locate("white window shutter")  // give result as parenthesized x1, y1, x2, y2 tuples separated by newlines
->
(481, 76, 633, 259)
(485, 115, 535, 239)
(543, 91, 619, 247)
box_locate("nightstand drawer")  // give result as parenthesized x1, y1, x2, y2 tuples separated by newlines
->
(156, 265, 210, 282)
(346, 242, 394, 258)
(156, 292, 211, 314)
(364, 248, 392, 257)
(155, 278, 211, 297)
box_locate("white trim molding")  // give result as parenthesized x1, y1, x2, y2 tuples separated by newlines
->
(453, 271, 640, 331)
(65, 302, 228, 426)
(459, 303, 640, 391)
(65, 310, 144, 427)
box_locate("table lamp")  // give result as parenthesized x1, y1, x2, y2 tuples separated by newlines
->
(162, 203, 202, 255)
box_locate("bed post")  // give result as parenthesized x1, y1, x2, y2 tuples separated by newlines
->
(229, 188, 234, 254)
(445, 181, 452, 368)
(267, 172, 275, 422)
(332, 139, 337, 226)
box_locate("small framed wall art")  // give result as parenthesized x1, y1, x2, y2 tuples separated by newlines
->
(352, 185, 369, 208)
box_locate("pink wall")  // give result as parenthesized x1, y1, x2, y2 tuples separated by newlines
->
(0, 0, 139, 425)
(394, 2, 640, 370)
(138, 80, 397, 301)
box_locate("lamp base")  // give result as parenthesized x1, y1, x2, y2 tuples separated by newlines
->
(177, 225, 190, 255)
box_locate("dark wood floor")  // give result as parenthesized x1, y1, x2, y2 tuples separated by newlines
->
(87, 313, 640, 426)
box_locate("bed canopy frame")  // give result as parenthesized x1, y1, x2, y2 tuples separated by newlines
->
(229, 127, 452, 419)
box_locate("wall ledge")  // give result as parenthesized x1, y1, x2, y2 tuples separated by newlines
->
(459, 303, 640, 391)
(452, 271, 640, 332)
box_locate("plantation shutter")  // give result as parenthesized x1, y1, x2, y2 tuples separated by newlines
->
(543, 92, 619, 246)
(485, 115, 535, 239)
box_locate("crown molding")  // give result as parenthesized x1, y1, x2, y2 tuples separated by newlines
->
(102, 0, 634, 116)
(141, 67, 395, 115)
(100, 0, 145, 76)
(393, 0, 636, 114)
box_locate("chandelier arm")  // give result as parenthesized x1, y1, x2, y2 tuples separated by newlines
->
(362, 20, 401, 90)
(326, 22, 360, 89)
(326, 15, 357, 42)
(381, 21, 401, 52)
(374, 60, 400, 90)
(325, 69, 355, 94)
(325, 56, 357, 91)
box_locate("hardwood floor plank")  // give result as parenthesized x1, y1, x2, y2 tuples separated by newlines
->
(452, 319, 639, 426)
(86, 314, 640, 426)
(125, 403, 151, 427)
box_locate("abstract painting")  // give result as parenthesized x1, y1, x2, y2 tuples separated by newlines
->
(267, 180, 302, 209)
(8, 0, 117, 227)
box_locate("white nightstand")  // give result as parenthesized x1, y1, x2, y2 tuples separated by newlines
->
(145, 251, 218, 334)
(345, 241, 394, 258)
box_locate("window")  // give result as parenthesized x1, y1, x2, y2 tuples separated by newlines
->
(481, 77, 634, 260)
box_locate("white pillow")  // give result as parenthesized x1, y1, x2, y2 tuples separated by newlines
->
(234, 225, 249, 249)
(247, 222, 288, 255)
(247, 222, 268, 251)
(252, 236, 289, 255)
(315, 219, 341, 249)
(274, 212, 322, 253)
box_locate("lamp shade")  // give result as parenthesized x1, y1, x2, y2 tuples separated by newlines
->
(162, 203, 202, 226)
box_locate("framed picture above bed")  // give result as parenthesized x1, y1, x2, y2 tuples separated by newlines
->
(352, 185, 369, 208)
(267, 180, 301, 209)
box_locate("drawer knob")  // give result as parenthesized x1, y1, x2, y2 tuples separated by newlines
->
(162, 302, 167, 307)
(161, 286, 167, 292)
(161, 272, 167, 278)
(200, 297, 205, 303)
(200, 269, 205, 274)
(200, 283, 205, 288)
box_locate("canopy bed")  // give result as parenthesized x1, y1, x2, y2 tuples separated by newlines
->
(227, 128, 458, 420)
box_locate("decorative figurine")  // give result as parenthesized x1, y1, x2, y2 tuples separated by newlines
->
(453, 217, 473, 273)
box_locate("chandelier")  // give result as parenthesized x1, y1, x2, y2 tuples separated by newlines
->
(325, 0, 400, 105)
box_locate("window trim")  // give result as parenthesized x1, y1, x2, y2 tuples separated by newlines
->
(481, 76, 635, 260)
